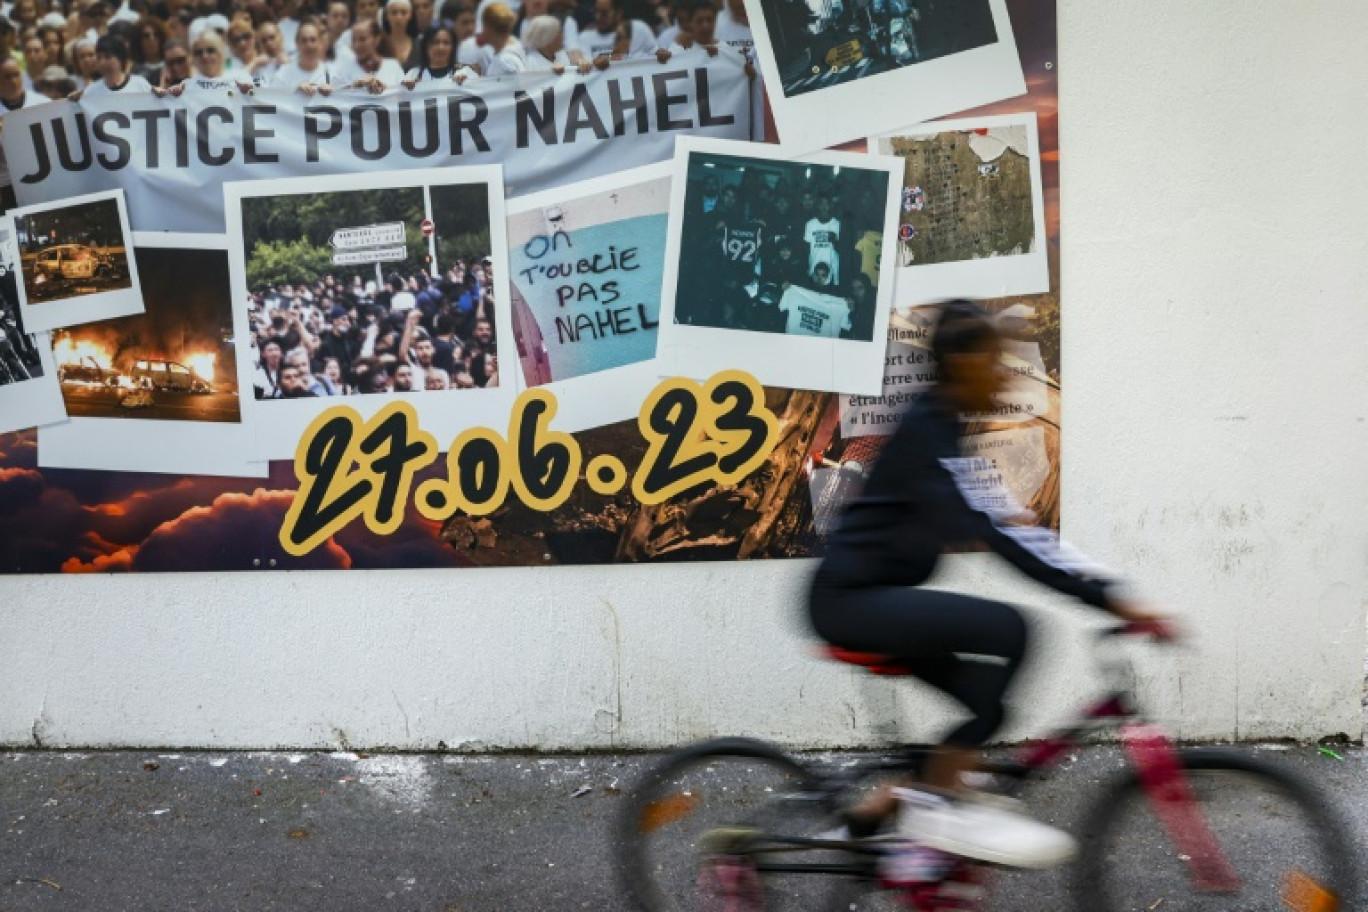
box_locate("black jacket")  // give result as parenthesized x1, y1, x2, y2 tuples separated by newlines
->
(817, 392, 1115, 608)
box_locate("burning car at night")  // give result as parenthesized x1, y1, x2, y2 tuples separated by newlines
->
(56, 354, 123, 387)
(128, 358, 214, 394)
(31, 244, 125, 282)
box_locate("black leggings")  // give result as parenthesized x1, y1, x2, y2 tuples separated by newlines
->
(809, 585, 1029, 748)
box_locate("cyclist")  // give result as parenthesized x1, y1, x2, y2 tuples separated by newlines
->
(808, 299, 1169, 870)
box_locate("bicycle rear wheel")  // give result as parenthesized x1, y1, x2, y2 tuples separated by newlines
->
(1076, 748, 1355, 912)
(616, 738, 886, 912)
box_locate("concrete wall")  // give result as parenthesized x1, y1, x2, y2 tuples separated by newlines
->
(1, 0, 1365, 749)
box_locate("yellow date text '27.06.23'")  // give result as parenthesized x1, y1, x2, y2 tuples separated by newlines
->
(279, 371, 781, 557)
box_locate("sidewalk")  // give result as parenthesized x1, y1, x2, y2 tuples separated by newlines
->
(0, 744, 1361, 910)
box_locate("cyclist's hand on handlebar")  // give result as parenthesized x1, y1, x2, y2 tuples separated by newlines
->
(1107, 598, 1182, 642)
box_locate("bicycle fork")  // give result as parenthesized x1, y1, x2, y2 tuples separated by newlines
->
(1122, 723, 1241, 892)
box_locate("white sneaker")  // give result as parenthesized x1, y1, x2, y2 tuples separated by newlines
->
(894, 789, 1077, 870)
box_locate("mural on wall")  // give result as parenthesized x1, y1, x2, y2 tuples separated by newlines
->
(0, 0, 1059, 573)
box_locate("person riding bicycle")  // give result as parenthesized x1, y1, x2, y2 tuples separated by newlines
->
(808, 299, 1170, 870)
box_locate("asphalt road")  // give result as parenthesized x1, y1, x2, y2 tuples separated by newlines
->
(60, 385, 241, 423)
(0, 744, 1361, 911)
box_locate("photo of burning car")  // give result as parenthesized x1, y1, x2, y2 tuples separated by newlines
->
(52, 245, 241, 423)
(15, 198, 135, 305)
(32, 244, 127, 284)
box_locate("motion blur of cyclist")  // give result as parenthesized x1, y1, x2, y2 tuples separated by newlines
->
(808, 299, 1171, 870)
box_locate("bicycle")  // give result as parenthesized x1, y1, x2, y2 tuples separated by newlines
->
(616, 621, 1355, 911)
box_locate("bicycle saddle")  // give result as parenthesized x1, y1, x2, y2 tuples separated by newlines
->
(819, 645, 918, 676)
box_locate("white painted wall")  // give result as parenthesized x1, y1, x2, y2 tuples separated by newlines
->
(1, 0, 1365, 749)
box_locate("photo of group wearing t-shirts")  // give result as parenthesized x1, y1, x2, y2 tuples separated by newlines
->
(672, 151, 890, 343)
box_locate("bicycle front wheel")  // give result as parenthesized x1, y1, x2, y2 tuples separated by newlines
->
(616, 738, 878, 912)
(1076, 748, 1355, 912)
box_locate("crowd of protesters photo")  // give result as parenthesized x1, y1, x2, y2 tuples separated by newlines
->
(246, 255, 498, 398)
(0, 0, 754, 101)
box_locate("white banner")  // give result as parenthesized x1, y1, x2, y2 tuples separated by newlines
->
(3, 55, 753, 234)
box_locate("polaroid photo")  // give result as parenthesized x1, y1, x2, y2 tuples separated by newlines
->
(0, 221, 66, 435)
(11, 189, 144, 333)
(506, 163, 671, 433)
(224, 166, 517, 461)
(657, 136, 901, 395)
(743, 0, 1025, 151)
(871, 112, 1048, 303)
(37, 234, 267, 478)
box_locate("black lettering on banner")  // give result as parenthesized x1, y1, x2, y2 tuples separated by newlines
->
(398, 97, 441, 157)
(695, 68, 734, 128)
(18, 121, 50, 183)
(349, 104, 391, 160)
(54, 112, 93, 170)
(511, 393, 577, 506)
(446, 95, 490, 153)
(357, 408, 431, 526)
(173, 108, 190, 167)
(710, 379, 769, 475)
(131, 108, 170, 167)
(304, 105, 343, 162)
(455, 435, 503, 511)
(287, 415, 372, 550)
(652, 70, 692, 131)
(563, 84, 608, 143)
(607, 75, 649, 136)
(92, 111, 132, 170)
(242, 104, 278, 164)
(637, 386, 717, 498)
(515, 87, 557, 148)
(195, 106, 234, 166)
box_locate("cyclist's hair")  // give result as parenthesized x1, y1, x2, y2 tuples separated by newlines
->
(931, 299, 998, 369)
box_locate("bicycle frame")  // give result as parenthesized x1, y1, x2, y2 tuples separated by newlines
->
(745, 631, 1241, 900)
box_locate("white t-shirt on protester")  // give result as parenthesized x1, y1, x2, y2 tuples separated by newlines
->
(272, 59, 334, 88)
(778, 286, 851, 338)
(183, 76, 243, 94)
(577, 20, 656, 59)
(332, 55, 406, 88)
(457, 35, 497, 72)
(278, 17, 300, 54)
(714, 6, 753, 57)
(403, 64, 478, 84)
(523, 48, 570, 71)
(483, 39, 529, 75)
(81, 73, 153, 95)
(804, 217, 841, 283)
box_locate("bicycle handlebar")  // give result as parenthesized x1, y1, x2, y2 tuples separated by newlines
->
(1100, 618, 1182, 643)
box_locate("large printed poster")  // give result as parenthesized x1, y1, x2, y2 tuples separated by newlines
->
(0, 0, 1059, 573)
